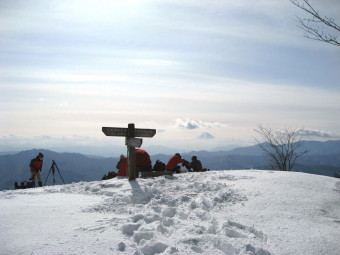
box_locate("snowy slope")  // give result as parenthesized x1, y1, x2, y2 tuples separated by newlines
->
(0, 170, 339, 255)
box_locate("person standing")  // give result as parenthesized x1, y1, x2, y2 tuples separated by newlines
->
(29, 152, 44, 187)
(166, 153, 185, 173)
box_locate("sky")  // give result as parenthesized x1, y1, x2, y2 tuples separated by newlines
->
(1, 170, 339, 254)
(1, 0, 339, 156)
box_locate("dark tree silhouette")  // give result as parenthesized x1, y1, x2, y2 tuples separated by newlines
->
(254, 125, 308, 171)
(290, 0, 340, 46)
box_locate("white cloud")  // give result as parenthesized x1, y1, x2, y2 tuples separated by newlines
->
(299, 129, 337, 139)
(175, 118, 227, 130)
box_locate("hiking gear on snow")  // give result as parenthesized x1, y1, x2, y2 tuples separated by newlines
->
(102, 171, 117, 180)
(140, 170, 173, 178)
(14, 181, 34, 189)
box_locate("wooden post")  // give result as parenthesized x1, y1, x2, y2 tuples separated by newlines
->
(128, 123, 136, 181)
(102, 124, 156, 182)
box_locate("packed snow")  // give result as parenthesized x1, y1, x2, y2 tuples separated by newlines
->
(0, 170, 339, 255)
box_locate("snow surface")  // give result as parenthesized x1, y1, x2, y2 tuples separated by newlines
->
(0, 170, 339, 255)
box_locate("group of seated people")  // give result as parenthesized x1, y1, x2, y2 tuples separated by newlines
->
(115, 149, 208, 177)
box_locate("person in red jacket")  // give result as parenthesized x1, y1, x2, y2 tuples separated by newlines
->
(116, 154, 128, 176)
(135, 149, 152, 172)
(166, 153, 185, 172)
(29, 152, 44, 187)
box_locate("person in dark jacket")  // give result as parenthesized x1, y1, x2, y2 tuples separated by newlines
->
(29, 152, 44, 187)
(190, 156, 203, 172)
(166, 153, 185, 173)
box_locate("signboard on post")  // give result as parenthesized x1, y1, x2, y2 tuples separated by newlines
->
(102, 127, 156, 138)
(102, 127, 128, 137)
(102, 124, 156, 181)
(134, 129, 156, 138)
(126, 137, 143, 148)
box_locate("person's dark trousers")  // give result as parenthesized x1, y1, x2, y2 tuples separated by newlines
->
(175, 165, 181, 173)
(166, 166, 181, 173)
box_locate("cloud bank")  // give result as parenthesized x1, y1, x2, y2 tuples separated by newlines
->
(175, 118, 227, 130)
(299, 129, 337, 139)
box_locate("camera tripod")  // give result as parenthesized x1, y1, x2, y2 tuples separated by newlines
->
(44, 160, 65, 186)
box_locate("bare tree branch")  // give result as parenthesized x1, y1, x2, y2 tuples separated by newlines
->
(290, 0, 340, 46)
(254, 125, 308, 171)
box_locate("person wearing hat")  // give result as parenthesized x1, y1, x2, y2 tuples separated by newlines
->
(29, 152, 44, 187)
(166, 153, 185, 173)
(190, 155, 203, 172)
(116, 154, 128, 176)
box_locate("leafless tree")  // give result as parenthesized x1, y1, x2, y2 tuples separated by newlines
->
(290, 0, 340, 46)
(254, 125, 308, 171)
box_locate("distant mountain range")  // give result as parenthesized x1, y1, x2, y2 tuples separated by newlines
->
(0, 140, 339, 191)
(0, 149, 115, 191)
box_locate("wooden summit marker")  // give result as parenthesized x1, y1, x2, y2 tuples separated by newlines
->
(102, 123, 156, 181)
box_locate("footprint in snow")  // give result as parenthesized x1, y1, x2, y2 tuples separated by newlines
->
(223, 220, 267, 242)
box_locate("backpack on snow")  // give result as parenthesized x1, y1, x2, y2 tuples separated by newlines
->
(102, 171, 117, 180)
(14, 181, 34, 189)
(153, 160, 166, 171)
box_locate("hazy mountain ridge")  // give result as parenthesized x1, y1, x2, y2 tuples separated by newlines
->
(0, 149, 116, 191)
(0, 140, 339, 191)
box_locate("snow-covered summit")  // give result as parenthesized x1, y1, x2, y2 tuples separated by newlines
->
(1, 170, 339, 255)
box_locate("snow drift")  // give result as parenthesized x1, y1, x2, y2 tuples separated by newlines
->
(1, 170, 339, 255)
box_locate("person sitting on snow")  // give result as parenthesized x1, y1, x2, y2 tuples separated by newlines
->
(116, 154, 128, 176)
(166, 153, 185, 173)
(190, 156, 203, 172)
(135, 149, 152, 173)
(190, 155, 209, 172)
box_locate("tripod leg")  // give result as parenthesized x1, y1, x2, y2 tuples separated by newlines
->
(56, 169, 65, 184)
(52, 165, 56, 185)
(54, 163, 65, 184)
(44, 167, 53, 186)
